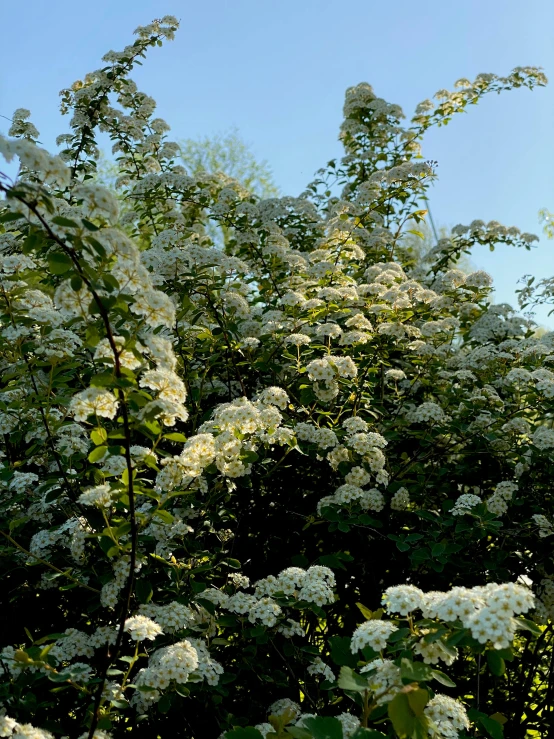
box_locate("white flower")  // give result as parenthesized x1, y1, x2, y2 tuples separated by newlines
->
(69, 388, 119, 422)
(424, 694, 470, 735)
(73, 183, 119, 224)
(131, 289, 176, 328)
(285, 333, 311, 346)
(124, 615, 163, 641)
(79, 484, 114, 508)
(451, 493, 482, 515)
(532, 426, 554, 450)
(0, 715, 18, 737)
(406, 402, 447, 424)
(351, 620, 398, 652)
(307, 657, 335, 682)
(382, 584, 425, 615)
(390, 487, 410, 510)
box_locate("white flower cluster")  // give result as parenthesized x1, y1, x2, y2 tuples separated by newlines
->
(139, 367, 188, 427)
(79, 483, 114, 508)
(406, 401, 448, 424)
(359, 657, 403, 705)
(139, 601, 195, 632)
(242, 701, 360, 739)
(190, 567, 336, 634)
(535, 578, 554, 622)
(48, 625, 116, 663)
(133, 639, 200, 710)
(256, 386, 290, 410)
(532, 425, 554, 450)
(306, 354, 357, 401)
(188, 637, 224, 685)
(413, 632, 457, 666)
(73, 183, 119, 224)
(390, 486, 410, 510)
(451, 493, 482, 516)
(532, 513, 554, 538)
(351, 620, 398, 652)
(306, 656, 335, 682)
(318, 484, 385, 514)
(156, 394, 294, 486)
(69, 387, 119, 423)
(295, 422, 338, 449)
(0, 135, 70, 188)
(486, 480, 518, 516)
(424, 694, 470, 737)
(253, 565, 336, 607)
(100, 557, 138, 609)
(0, 715, 58, 739)
(124, 615, 163, 641)
(382, 581, 534, 650)
(285, 333, 311, 347)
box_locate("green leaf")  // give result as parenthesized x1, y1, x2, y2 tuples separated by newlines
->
(430, 669, 456, 688)
(495, 648, 514, 662)
(153, 509, 174, 524)
(407, 688, 429, 716)
(337, 666, 370, 693)
(356, 602, 373, 620)
(102, 274, 119, 292)
(486, 650, 506, 677)
(318, 553, 348, 570)
(224, 729, 264, 739)
(135, 579, 153, 604)
(388, 693, 416, 738)
(22, 229, 42, 253)
(329, 637, 358, 668)
(86, 237, 107, 257)
(82, 218, 99, 231)
(222, 558, 241, 569)
(88, 446, 108, 463)
(85, 326, 101, 348)
(478, 716, 504, 739)
(47, 251, 73, 275)
(70, 275, 83, 292)
(157, 693, 172, 714)
(514, 617, 542, 636)
(286, 728, 312, 739)
(388, 627, 411, 643)
(350, 731, 387, 739)
(115, 522, 132, 539)
(400, 658, 434, 684)
(302, 717, 343, 739)
(0, 211, 23, 223)
(91, 428, 108, 446)
(51, 216, 80, 228)
(389, 694, 430, 739)
(163, 432, 188, 443)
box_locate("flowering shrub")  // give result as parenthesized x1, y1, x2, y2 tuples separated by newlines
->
(0, 15, 551, 739)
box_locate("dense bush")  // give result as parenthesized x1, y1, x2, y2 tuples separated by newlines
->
(0, 16, 552, 739)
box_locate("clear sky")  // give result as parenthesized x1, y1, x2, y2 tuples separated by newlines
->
(1, 0, 553, 323)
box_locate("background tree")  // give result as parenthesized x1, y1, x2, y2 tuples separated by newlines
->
(178, 128, 279, 199)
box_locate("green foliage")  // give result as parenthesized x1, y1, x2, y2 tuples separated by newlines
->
(0, 16, 551, 739)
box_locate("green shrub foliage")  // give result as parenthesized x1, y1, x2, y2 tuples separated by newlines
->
(0, 16, 551, 739)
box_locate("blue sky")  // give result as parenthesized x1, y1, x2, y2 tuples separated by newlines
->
(1, 0, 553, 323)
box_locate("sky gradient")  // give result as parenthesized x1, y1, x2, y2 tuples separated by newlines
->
(1, 0, 553, 322)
